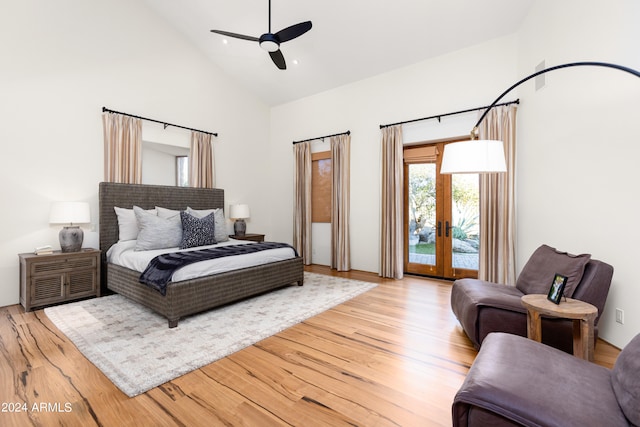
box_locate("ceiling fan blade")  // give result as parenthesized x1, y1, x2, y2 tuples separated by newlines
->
(269, 49, 286, 70)
(275, 21, 312, 43)
(210, 29, 259, 42)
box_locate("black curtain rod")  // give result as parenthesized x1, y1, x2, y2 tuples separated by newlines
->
(102, 107, 218, 137)
(292, 130, 350, 145)
(379, 99, 520, 129)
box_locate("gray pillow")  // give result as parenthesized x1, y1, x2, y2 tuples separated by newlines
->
(114, 206, 156, 241)
(133, 206, 182, 251)
(611, 333, 640, 426)
(516, 245, 591, 297)
(186, 207, 228, 243)
(156, 206, 180, 219)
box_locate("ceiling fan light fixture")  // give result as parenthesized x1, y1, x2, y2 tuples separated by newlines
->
(259, 34, 280, 52)
(210, 2, 311, 70)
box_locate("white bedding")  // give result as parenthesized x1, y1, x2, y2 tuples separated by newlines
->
(107, 239, 296, 283)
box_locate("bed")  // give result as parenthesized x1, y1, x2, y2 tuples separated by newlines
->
(99, 182, 304, 328)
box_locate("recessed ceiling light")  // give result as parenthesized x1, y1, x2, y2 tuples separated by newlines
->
(222, 39, 228, 45)
(292, 59, 299, 66)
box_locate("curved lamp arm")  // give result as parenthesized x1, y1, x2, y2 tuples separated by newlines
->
(470, 61, 640, 139)
(442, 61, 640, 174)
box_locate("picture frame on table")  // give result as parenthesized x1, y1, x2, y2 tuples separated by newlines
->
(547, 273, 568, 304)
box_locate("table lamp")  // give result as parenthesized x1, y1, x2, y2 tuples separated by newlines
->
(49, 201, 91, 252)
(229, 204, 250, 236)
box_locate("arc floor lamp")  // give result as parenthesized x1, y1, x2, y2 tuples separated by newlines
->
(440, 61, 640, 174)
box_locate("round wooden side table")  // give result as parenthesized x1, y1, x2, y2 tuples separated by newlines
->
(521, 294, 598, 361)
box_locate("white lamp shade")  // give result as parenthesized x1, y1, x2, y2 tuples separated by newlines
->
(440, 140, 507, 174)
(49, 201, 91, 224)
(229, 204, 250, 219)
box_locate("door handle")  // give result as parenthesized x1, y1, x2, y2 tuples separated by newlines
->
(446, 221, 451, 238)
(437, 221, 442, 237)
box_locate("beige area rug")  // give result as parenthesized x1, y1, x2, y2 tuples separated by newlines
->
(44, 272, 377, 397)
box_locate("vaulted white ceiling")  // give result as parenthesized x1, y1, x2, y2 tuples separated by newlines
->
(141, 0, 534, 106)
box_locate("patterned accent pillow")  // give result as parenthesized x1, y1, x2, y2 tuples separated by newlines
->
(180, 211, 217, 249)
(187, 207, 229, 242)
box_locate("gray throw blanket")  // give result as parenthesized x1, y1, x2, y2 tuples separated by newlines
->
(139, 242, 297, 295)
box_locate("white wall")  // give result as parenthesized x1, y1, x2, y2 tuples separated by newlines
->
(0, 0, 270, 307)
(269, 36, 519, 272)
(515, 0, 640, 348)
(2, 0, 636, 350)
(270, 0, 640, 349)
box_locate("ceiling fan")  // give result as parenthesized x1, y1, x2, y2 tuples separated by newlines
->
(210, 0, 312, 70)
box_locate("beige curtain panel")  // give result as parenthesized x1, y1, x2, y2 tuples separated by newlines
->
(102, 113, 142, 184)
(330, 134, 351, 271)
(380, 125, 404, 279)
(189, 131, 214, 188)
(293, 141, 312, 265)
(478, 105, 518, 284)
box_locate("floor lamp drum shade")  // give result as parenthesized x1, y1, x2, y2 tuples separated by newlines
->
(49, 202, 91, 252)
(229, 204, 250, 237)
(440, 139, 507, 174)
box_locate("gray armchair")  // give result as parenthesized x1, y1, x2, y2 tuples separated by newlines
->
(452, 332, 640, 427)
(450, 245, 613, 354)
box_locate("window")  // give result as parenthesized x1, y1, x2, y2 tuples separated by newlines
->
(176, 156, 189, 187)
(312, 151, 331, 223)
(141, 140, 189, 186)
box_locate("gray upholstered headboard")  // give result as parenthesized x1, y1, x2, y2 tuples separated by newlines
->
(98, 182, 225, 292)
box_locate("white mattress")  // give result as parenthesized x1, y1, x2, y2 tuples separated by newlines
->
(106, 239, 296, 283)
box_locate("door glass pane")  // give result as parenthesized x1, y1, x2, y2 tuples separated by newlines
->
(451, 174, 479, 271)
(408, 163, 436, 266)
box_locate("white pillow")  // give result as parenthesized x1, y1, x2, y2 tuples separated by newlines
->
(133, 206, 182, 251)
(186, 207, 228, 243)
(114, 206, 156, 241)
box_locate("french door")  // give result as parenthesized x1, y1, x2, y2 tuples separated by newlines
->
(403, 141, 479, 280)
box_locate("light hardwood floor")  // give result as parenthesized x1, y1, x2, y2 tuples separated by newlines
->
(0, 266, 620, 426)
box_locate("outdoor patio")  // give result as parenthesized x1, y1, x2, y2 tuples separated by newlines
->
(409, 253, 479, 270)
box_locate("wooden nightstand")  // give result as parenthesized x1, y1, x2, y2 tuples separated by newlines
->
(229, 233, 265, 242)
(19, 248, 101, 311)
